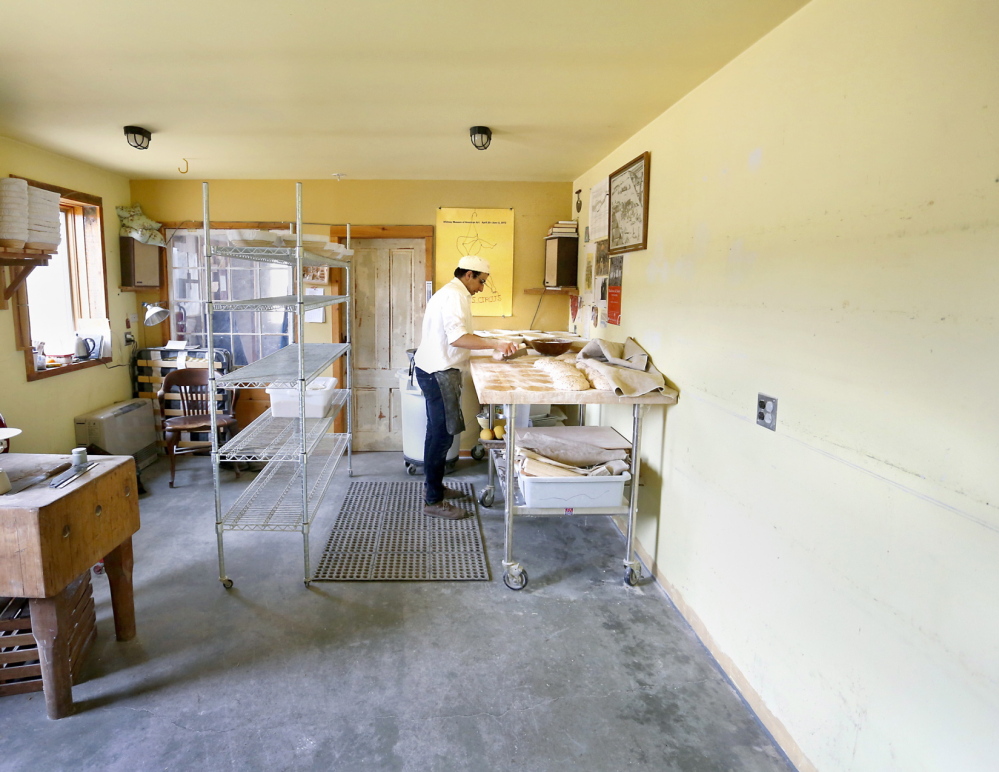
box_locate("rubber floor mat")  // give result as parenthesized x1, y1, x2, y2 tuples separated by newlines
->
(312, 481, 488, 581)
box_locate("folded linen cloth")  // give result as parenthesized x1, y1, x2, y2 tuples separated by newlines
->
(516, 448, 630, 478)
(576, 337, 665, 397)
(516, 431, 628, 467)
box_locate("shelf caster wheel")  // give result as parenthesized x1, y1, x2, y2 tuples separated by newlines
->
(478, 489, 495, 508)
(221, 578, 234, 589)
(624, 568, 640, 587)
(405, 463, 418, 476)
(503, 569, 528, 591)
(470, 444, 486, 461)
(304, 580, 311, 588)
(444, 459, 457, 474)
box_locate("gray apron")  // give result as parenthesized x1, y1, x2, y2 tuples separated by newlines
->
(433, 368, 465, 435)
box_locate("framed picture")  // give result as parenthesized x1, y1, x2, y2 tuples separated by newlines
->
(302, 265, 329, 285)
(608, 152, 651, 255)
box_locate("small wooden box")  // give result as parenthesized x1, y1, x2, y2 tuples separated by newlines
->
(0, 573, 97, 698)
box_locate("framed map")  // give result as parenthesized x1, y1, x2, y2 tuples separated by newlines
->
(608, 152, 651, 255)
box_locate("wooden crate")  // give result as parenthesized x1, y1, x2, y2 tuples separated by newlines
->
(0, 572, 97, 698)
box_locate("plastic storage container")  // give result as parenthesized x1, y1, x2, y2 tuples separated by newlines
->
(519, 471, 631, 509)
(266, 376, 337, 418)
(398, 368, 460, 475)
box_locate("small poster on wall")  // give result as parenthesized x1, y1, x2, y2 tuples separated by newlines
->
(594, 239, 610, 313)
(608, 255, 623, 325)
(589, 177, 609, 243)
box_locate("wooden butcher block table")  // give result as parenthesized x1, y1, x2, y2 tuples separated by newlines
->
(0, 453, 140, 718)
(469, 354, 677, 591)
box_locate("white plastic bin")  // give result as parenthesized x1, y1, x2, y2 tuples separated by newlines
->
(398, 369, 460, 474)
(266, 377, 337, 418)
(519, 471, 631, 509)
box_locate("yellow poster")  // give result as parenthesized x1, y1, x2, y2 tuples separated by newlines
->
(435, 207, 514, 317)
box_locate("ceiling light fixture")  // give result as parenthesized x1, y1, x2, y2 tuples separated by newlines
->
(124, 126, 152, 150)
(470, 126, 492, 151)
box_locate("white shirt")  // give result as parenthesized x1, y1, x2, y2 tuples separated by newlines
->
(414, 278, 473, 373)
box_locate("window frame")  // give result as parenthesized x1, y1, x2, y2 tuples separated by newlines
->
(9, 177, 111, 382)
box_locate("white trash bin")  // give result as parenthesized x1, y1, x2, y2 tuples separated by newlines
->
(398, 367, 461, 476)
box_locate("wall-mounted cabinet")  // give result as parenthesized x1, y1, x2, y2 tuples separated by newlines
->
(119, 236, 161, 290)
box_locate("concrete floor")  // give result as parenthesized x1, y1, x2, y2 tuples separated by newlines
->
(2, 452, 795, 772)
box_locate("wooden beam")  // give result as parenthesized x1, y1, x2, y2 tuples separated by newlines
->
(329, 225, 434, 239)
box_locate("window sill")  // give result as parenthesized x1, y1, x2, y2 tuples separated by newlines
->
(25, 356, 113, 382)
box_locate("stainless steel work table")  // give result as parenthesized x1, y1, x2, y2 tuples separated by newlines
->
(469, 354, 678, 590)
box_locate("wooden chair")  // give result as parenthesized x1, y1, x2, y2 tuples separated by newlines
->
(157, 367, 239, 488)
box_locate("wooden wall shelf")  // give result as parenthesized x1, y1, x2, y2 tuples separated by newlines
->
(524, 287, 578, 295)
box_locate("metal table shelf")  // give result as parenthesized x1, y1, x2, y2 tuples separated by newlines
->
(221, 434, 349, 531)
(213, 245, 352, 268)
(469, 355, 678, 591)
(217, 392, 348, 461)
(213, 294, 347, 313)
(215, 343, 349, 388)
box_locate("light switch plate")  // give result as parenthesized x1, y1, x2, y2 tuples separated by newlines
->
(757, 394, 778, 431)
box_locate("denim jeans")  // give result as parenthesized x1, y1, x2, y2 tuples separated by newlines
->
(415, 366, 453, 504)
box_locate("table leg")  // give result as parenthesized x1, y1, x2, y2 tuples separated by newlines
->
(103, 536, 136, 641)
(29, 591, 74, 719)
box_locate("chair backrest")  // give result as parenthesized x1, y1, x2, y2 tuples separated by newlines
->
(161, 367, 213, 417)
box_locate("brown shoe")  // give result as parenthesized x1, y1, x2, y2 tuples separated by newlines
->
(443, 486, 466, 500)
(423, 500, 467, 520)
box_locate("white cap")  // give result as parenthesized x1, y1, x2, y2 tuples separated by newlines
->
(457, 255, 491, 274)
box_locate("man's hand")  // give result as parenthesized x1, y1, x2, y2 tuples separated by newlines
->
(494, 340, 520, 358)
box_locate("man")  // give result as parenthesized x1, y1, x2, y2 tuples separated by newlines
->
(413, 256, 519, 519)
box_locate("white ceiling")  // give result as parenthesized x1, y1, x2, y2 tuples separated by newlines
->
(0, 0, 808, 181)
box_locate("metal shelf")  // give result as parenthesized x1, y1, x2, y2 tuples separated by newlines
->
(213, 245, 352, 268)
(217, 392, 348, 461)
(216, 343, 349, 388)
(221, 434, 349, 531)
(213, 294, 347, 312)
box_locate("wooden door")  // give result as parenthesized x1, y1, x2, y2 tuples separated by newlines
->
(351, 238, 427, 450)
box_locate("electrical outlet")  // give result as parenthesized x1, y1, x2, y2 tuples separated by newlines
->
(757, 394, 777, 431)
(124, 331, 135, 346)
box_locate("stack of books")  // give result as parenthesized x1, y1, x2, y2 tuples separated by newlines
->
(547, 220, 578, 238)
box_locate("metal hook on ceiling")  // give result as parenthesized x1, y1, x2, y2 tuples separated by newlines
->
(178, 158, 189, 174)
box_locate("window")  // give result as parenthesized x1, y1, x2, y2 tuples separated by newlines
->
(11, 180, 109, 380)
(166, 229, 291, 366)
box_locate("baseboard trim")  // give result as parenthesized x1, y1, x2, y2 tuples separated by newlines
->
(612, 516, 816, 772)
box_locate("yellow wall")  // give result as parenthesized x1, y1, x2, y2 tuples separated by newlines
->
(0, 137, 138, 453)
(573, 0, 999, 769)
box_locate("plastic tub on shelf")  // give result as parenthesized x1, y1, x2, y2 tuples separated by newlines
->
(518, 471, 631, 509)
(266, 377, 338, 418)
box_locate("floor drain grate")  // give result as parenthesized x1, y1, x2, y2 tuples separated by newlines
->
(312, 481, 488, 581)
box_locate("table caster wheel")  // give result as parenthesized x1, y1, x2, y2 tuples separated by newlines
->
(503, 569, 528, 591)
(471, 444, 486, 461)
(221, 578, 234, 589)
(445, 459, 457, 473)
(405, 463, 418, 476)
(478, 489, 495, 508)
(624, 568, 640, 587)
